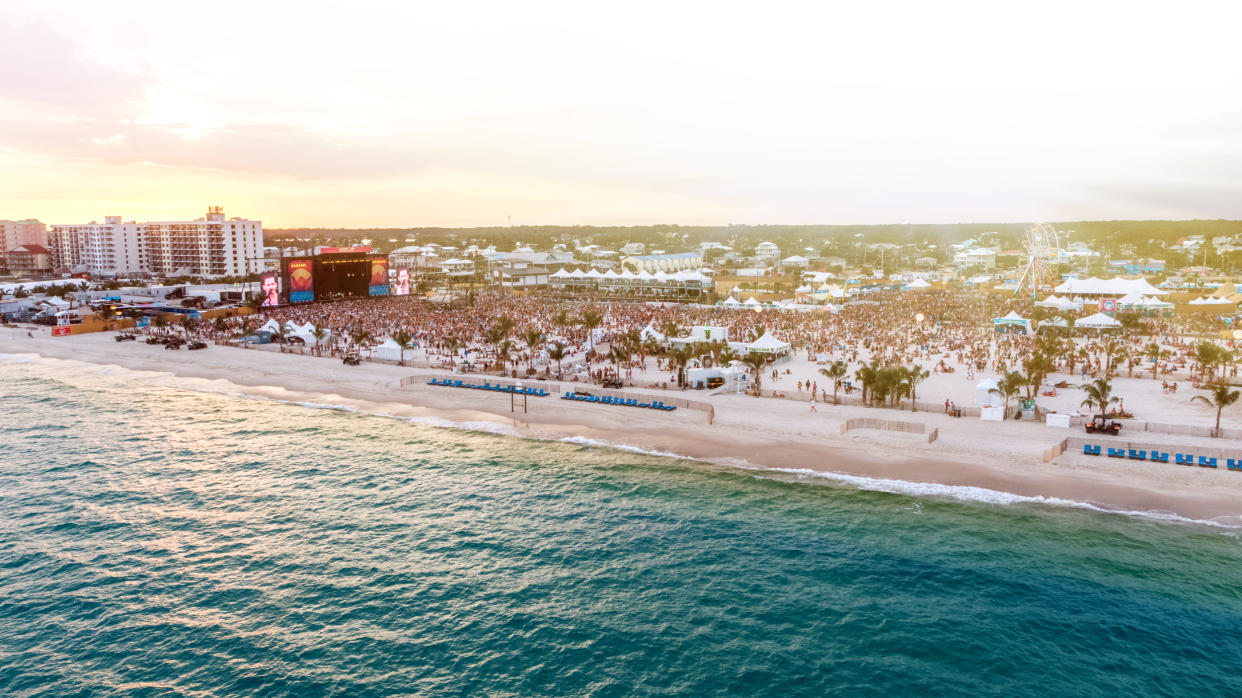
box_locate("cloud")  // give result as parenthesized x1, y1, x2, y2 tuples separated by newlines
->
(0, 18, 149, 111)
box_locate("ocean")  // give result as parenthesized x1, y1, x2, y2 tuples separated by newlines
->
(3, 353, 1242, 696)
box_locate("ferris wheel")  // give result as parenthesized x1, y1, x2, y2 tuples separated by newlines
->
(1014, 223, 1061, 299)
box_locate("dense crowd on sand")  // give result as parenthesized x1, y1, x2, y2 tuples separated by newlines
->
(189, 291, 1240, 402)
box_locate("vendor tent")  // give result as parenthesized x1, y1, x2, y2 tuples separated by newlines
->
(1076, 312, 1122, 329)
(993, 311, 1031, 334)
(746, 331, 791, 354)
(903, 278, 932, 290)
(373, 338, 406, 362)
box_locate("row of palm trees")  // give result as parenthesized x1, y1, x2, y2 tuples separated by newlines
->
(846, 361, 931, 411)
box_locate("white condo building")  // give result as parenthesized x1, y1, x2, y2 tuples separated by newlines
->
(48, 208, 263, 277)
(48, 216, 144, 276)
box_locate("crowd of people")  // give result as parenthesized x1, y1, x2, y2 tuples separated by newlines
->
(200, 289, 1237, 399)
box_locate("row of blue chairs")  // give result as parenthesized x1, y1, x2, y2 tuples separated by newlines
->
(1084, 443, 1232, 468)
(1175, 454, 1219, 468)
(561, 392, 676, 411)
(1084, 444, 1172, 462)
(427, 377, 549, 396)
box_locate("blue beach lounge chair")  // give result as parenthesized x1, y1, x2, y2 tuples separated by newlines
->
(1199, 456, 1218, 468)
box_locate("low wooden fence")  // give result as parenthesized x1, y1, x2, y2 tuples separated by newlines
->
(840, 418, 937, 444)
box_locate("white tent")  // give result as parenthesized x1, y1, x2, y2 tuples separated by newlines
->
(258, 318, 282, 334)
(583, 268, 604, 279)
(1036, 316, 1069, 331)
(550, 268, 573, 279)
(635, 270, 655, 281)
(975, 378, 1002, 407)
(743, 297, 762, 307)
(1053, 276, 1167, 296)
(746, 332, 791, 354)
(639, 324, 665, 344)
(373, 338, 406, 362)
(795, 285, 812, 294)
(1188, 296, 1233, 305)
(903, 278, 932, 290)
(722, 297, 743, 308)
(1076, 312, 1122, 329)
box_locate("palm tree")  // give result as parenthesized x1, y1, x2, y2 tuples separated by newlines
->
(546, 341, 568, 378)
(903, 365, 930, 411)
(667, 346, 694, 387)
(213, 316, 228, 339)
(990, 371, 1028, 418)
(96, 305, 117, 332)
(1191, 382, 1241, 438)
(1145, 342, 1165, 380)
(151, 313, 168, 336)
(1022, 351, 1055, 399)
(1078, 377, 1119, 416)
(659, 319, 682, 340)
(716, 345, 739, 366)
(855, 361, 879, 406)
(521, 328, 543, 369)
(496, 339, 513, 370)
(819, 360, 847, 405)
(350, 329, 373, 355)
(393, 330, 414, 366)
(180, 315, 197, 339)
(740, 352, 767, 394)
(578, 309, 603, 347)
(1194, 341, 1226, 381)
(443, 336, 463, 367)
(269, 324, 287, 351)
(311, 323, 328, 356)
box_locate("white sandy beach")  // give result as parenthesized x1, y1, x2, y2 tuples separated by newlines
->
(5, 325, 1242, 525)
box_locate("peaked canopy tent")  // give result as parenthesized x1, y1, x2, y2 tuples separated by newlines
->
(639, 324, 666, 344)
(1053, 276, 1168, 297)
(992, 311, 1031, 334)
(902, 278, 932, 290)
(372, 338, 407, 362)
(746, 332, 791, 355)
(1075, 312, 1122, 330)
(1036, 316, 1069, 332)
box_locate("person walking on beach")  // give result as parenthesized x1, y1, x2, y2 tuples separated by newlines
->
(809, 397, 816, 412)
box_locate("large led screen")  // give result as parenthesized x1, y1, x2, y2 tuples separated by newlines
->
(287, 259, 314, 303)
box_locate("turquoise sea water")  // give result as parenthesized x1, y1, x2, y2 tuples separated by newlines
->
(3, 355, 1242, 696)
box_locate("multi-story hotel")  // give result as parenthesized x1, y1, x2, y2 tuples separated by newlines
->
(1, 219, 49, 253)
(48, 208, 263, 278)
(47, 216, 144, 276)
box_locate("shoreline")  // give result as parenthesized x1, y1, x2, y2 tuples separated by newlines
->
(6, 328, 1242, 528)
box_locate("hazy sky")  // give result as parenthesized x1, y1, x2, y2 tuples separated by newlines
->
(2, 0, 1240, 228)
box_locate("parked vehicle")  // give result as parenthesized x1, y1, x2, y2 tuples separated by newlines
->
(114, 333, 138, 342)
(342, 354, 361, 366)
(187, 341, 207, 350)
(1085, 416, 1122, 435)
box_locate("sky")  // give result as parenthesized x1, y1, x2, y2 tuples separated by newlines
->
(2, 0, 1241, 228)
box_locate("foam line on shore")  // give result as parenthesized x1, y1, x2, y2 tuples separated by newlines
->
(4, 350, 1239, 531)
(724, 461, 1242, 529)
